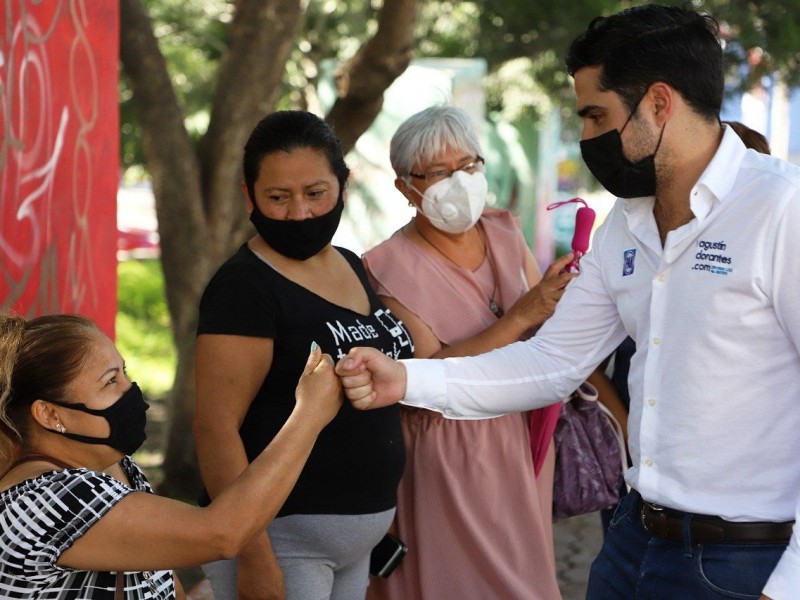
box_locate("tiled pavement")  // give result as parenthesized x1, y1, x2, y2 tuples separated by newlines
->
(553, 511, 605, 600)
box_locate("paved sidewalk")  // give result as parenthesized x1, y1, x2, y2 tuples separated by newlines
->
(553, 511, 605, 600)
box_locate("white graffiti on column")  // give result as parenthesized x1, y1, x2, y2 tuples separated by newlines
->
(0, 0, 101, 314)
(66, 0, 101, 310)
(12, 108, 69, 267)
(1, 9, 62, 312)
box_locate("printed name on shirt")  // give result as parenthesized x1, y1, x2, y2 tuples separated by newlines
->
(691, 239, 733, 275)
(326, 309, 414, 360)
(622, 248, 636, 277)
(327, 319, 380, 345)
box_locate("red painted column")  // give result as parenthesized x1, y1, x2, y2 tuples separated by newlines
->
(1, 1, 119, 337)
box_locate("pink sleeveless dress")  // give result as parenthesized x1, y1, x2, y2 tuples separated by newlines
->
(362, 209, 562, 600)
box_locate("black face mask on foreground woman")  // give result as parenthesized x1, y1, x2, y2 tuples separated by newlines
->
(49, 382, 149, 455)
(250, 195, 345, 261)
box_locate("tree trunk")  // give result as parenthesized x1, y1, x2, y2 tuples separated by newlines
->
(120, 0, 418, 500)
(326, 0, 418, 154)
(120, 0, 213, 497)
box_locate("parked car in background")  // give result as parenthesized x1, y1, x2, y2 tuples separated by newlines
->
(117, 183, 160, 260)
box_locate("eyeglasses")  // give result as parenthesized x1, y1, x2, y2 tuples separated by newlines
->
(409, 156, 485, 184)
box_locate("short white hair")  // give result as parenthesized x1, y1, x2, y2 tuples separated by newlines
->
(389, 105, 483, 178)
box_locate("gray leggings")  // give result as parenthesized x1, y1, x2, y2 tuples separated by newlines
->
(203, 509, 394, 600)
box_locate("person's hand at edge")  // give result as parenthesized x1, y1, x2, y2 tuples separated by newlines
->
(335, 347, 407, 410)
(295, 341, 342, 428)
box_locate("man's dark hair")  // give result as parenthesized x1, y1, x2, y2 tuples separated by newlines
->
(566, 4, 723, 121)
(243, 111, 350, 202)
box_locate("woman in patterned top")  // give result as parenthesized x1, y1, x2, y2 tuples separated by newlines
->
(0, 313, 341, 599)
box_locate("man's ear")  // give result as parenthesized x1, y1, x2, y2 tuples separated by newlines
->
(30, 400, 62, 433)
(648, 82, 674, 126)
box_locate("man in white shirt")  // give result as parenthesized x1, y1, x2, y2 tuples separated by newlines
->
(337, 4, 800, 600)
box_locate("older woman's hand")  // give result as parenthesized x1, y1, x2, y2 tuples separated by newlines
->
(505, 253, 578, 330)
(295, 343, 343, 428)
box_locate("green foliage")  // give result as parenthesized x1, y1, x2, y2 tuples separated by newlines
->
(474, 0, 614, 70)
(115, 260, 176, 398)
(703, 0, 800, 87)
(416, 2, 482, 58)
(120, 0, 800, 171)
(119, 0, 233, 169)
(142, 0, 231, 116)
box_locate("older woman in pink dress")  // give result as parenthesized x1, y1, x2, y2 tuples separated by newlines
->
(363, 105, 576, 600)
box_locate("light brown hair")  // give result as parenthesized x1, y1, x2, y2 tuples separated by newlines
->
(0, 314, 98, 471)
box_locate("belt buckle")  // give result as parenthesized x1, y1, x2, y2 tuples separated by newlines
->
(641, 500, 666, 534)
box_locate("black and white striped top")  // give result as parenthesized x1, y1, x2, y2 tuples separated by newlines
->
(0, 456, 174, 599)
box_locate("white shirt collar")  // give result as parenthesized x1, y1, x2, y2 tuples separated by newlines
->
(688, 124, 747, 221)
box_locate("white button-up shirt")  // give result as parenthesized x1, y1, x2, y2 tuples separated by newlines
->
(401, 126, 800, 598)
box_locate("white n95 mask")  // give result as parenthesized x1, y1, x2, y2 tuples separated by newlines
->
(416, 171, 488, 234)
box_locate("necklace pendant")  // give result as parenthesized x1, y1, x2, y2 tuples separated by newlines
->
(489, 300, 503, 318)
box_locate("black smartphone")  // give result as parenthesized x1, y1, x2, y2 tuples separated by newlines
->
(369, 533, 408, 578)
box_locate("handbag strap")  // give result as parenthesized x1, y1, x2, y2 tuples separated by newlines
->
(116, 572, 124, 600)
(573, 381, 630, 492)
(596, 401, 631, 492)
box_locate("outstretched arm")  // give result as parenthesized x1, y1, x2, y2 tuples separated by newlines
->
(381, 253, 577, 361)
(57, 346, 342, 572)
